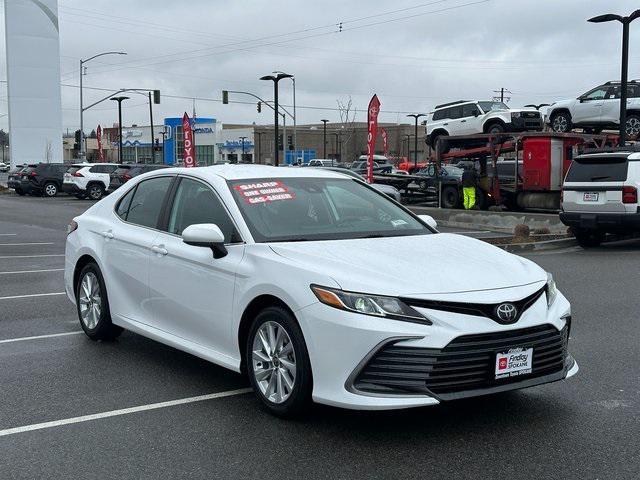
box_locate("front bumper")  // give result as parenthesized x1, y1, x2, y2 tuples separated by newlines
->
(560, 211, 640, 232)
(508, 117, 544, 131)
(297, 289, 575, 410)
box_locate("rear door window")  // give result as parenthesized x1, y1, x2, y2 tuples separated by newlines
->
(565, 156, 629, 182)
(124, 176, 174, 228)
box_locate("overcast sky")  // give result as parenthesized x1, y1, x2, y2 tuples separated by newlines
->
(1, 0, 639, 132)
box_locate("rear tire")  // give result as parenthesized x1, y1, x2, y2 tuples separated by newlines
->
(573, 228, 604, 248)
(246, 306, 312, 418)
(432, 133, 450, 154)
(15, 188, 25, 196)
(87, 183, 104, 200)
(75, 263, 123, 341)
(43, 182, 58, 197)
(441, 186, 460, 209)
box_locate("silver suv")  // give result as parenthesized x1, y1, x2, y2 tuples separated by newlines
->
(560, 150, 640, 247)
(545, 81, 640, 135)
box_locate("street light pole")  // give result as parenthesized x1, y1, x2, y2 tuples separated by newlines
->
(239, 136, 247, 163)
(589, 9, 640, 146)
(260, 73, 293, 166)
(110, 96, 129, 164)
(407, 113, 427, 169)
(79, 51, 126, 159)
(321, 119, 329, 159)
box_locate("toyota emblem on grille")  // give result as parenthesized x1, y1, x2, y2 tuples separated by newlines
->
(495, 303, 518, 323)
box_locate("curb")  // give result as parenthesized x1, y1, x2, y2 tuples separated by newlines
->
(497, 237, 578, 253)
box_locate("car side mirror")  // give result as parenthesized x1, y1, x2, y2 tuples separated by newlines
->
(182, 223, 228, 259)
(418, 214, 438, 230)
(473, 110, 480, 117)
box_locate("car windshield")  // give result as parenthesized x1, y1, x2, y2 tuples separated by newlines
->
(478, 101, 509, 113)
(228, 177, 431, 242)
(67, 166, 83, 175)
(565, 156, 629, 182)
(113, 167, 132, 175)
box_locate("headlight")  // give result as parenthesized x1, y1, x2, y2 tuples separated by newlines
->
(311, 285, 431, 325)
(546, 272, 558, 307)
(511, 112, 521, 118)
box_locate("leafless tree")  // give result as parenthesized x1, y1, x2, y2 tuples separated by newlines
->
(336, 96, 357, 163)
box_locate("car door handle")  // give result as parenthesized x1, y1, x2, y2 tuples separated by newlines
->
(151, 245, 168, 256)
(461, 120, 467, 123)
(443, 123, 449, 126)
(101, 231, 114, 239)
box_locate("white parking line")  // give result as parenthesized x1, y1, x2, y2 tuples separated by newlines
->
(0, 242, 55, 246)
(0, 234, 17, 236)
(0, 268, 64, 275)
(0, 292, 65, 301)
(0, 388, 252, 437)
(0, 254, 64, 259)
(0, 331, 83, 344)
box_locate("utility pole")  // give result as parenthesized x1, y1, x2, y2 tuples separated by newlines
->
(255, 131, 262, 164)
(493, 87, 512, 103)
(321, 119, 329, 159)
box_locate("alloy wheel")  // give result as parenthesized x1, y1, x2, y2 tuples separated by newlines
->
(78, 272, 102, 330)
(89, 185, 102, 200)
(552, 116, 568, 132)
(625, 117, 640, 137)
(44, 184, 57, 196)
(251, 321, 296, 404)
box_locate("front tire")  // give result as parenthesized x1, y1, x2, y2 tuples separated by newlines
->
(625, 114, 640, 138)
(551, 111, 572, 133)
(76, 263, 123, 340)
(486, 122, 506, 134)
(246, 306, 312, 417)
(15, 188, 25, 196)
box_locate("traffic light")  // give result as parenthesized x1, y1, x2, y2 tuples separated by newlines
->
(74, 129, 81, 150)
(153, 90, 161, 104)
(222, 90, 229, 104)
(154, 138, 161, 151)
(257, 102, 261, 113)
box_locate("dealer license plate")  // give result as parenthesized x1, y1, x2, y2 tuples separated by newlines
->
(495, 348, 533, 379)
(583, 192, 599, 202)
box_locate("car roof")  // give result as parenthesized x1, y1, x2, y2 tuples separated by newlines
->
(148, 164, 349, 181)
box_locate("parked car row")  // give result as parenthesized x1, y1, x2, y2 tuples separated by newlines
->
(5, 162, 168, 199)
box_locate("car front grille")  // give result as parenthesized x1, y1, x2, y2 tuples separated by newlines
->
(353, 324, 568, 398)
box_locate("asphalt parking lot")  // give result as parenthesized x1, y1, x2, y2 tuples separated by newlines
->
(1, 193, 639, 479)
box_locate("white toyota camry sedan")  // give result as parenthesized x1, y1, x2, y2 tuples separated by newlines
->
(64, 165, 578, 416)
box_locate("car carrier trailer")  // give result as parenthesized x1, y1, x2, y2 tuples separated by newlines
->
(430, 132, 620, 211)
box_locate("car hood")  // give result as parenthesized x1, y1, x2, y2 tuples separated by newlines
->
(268, 233, 546, 297)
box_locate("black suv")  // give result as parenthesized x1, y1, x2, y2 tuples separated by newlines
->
(7, 165, 27, 195)
(107, 163, 169, 193)
(19, 163, 68, 197)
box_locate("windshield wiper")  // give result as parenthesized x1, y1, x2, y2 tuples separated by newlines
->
(590, 175, 611, 181)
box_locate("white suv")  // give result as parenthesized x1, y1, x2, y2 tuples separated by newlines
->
(545, 81, 640, 135)
(426, 100, 543, 151)
(560, 150, 640, 247)
(62, 163, 119, 200)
